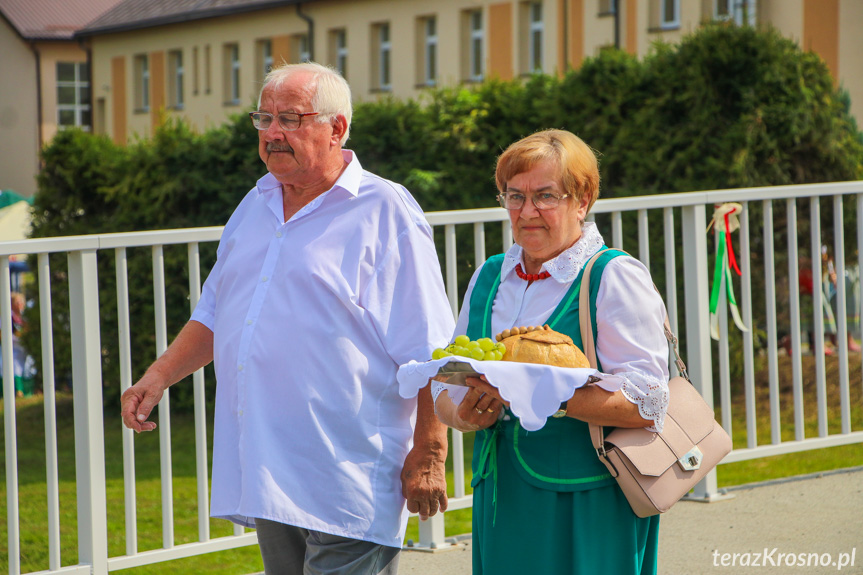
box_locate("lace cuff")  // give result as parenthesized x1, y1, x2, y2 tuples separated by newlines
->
(616, 371, 669, 432)
(431, 380, 446, 404)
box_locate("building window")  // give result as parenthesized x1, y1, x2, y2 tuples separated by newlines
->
(464, 9, 484, 82)
(528, 2, 543, 73)
(714, 0, 731, 19)
(204, 44, 211, 94)
(661, 0, 680, 29)
(134, 54, 149, 111)
(372, 22, 391, 91)
(419, 16, 437, 86)
(224, 43, 240, 105)
(329, 29, 348, 78)
(599, 0, 616, 15)
(192, 46, 199, 95)
(56, 62, 90, 130)
(168, 50, 184, 109)
(295, 34, 310, 63)
(257, 39, 273, 82)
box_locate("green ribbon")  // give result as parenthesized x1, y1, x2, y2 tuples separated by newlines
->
(710, 230, 749, 339)
(475, 423, 500, 526)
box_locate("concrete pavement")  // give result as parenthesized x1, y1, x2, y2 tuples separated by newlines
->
(398, 467, 863, 574)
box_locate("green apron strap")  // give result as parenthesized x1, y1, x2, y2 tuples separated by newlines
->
(466, 254, 505, 340)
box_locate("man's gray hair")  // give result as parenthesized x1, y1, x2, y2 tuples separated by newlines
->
(260, 61, 353, 145)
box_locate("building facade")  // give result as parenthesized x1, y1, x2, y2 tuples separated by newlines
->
(0, 0, 123, 197)
(76, 0, 863, 147)
(2, 0, 861, 197)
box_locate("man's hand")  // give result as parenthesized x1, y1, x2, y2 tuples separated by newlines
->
(121, 371, 167, 432)
(402, 382, 449, 521)
(401, 445, 448, 521)
(120, 320, 214, 433)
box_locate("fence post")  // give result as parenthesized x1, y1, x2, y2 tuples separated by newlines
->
(680, 205, 724, 501)
(68, 249, 110, 574)
(2, 256, 22, 575)
(418, 514, 446, 549)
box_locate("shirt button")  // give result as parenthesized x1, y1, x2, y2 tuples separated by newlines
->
(261, 276, 268, 282)
(238, 364, 243, 371)
(238, 410, 244, 417)
(275, 231, 282, 238)
(246, 319, 253, 325)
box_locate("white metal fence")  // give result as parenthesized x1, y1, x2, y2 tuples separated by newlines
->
(2, 182, 863, 573)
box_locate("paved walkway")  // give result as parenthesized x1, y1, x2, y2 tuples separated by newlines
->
(398, 467, 863, 574)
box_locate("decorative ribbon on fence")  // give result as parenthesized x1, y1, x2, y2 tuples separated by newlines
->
(707, 203, 749, 340)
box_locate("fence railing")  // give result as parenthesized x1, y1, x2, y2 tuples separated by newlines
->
(2, 182, 863, 573)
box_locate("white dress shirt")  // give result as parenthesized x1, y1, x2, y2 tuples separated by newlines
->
(435, 222, 669, 431)
(191, 150, 454, 547)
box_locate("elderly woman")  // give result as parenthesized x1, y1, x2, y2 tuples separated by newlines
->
(433, 130, 669, 574)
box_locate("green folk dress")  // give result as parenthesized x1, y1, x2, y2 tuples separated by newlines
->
(466, 250, 659, 575)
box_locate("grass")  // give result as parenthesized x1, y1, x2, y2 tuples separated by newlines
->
(1, 393, 264, 574)
(2, 352, 862, 573)
(715, 352, 863, 486)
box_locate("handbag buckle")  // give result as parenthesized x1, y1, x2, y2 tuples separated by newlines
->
(596, 442, 607, 460)
(678, 446, 703, 471)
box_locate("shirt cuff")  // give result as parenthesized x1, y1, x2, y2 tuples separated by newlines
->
(190, 307, 215, 332)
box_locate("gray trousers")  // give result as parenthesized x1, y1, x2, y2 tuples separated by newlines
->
(255, 518, 401, 575)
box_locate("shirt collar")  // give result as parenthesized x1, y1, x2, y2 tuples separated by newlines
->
(501, 221, 606, 283)
(255, 149, 362, 198)
(255, 149, 362, 222)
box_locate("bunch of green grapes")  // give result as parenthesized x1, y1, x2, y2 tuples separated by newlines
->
(432, 335, 507, 361)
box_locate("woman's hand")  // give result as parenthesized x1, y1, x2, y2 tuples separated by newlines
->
(452, 376, 507, 431)
(435, 376, 506, 432)
(465, 376, 510, 409)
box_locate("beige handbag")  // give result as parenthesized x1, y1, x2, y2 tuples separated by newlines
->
(578, 250, 733, 518)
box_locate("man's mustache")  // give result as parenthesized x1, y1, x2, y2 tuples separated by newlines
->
(267, 143, 294, 153)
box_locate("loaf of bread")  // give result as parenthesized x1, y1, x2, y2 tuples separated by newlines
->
(495, 325, 590, 368)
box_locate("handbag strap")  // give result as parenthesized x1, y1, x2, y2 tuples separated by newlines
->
(578, 248, 689, 455)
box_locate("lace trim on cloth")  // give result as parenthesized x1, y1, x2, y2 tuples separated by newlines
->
(616, 371, 669, 432)
(500, 222, 606, 283)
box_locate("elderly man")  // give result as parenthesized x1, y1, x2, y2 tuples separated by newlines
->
(121, 62, 454, 574)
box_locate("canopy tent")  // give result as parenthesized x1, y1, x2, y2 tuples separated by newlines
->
(0, 190, 34, 242)
(0, 190, 34, 292)
(0, 190, 36, 395)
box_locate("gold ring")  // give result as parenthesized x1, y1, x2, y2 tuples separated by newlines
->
(476, 408, 484, 414)
(487, 408, 495, 413)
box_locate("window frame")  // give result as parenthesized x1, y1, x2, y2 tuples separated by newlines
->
(192, 46, 200, 96)
(297, 34, 310, 63)
(599, 0, 616, 16)
(468, 9, 484, 82)
(333, 29, 348, 78)
(204, 44, 212, 95)
(134, 54, 150, 112)
(423, 16, 438, 87)
(224, 43, 241, 106)
(56, 61, 91, 130)
(258, 39, 273, 82)
(375, 22, 392, 91)
(660, 0, 680, 29)
(528, 2, 543, 74)
(167, 50, 184, 110)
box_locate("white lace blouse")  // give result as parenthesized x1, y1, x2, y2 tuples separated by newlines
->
(433, 221, 670, 432)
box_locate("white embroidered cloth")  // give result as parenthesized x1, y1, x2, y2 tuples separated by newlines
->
(397, 358, 623, 431)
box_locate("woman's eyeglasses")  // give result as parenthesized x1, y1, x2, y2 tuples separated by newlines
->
(497, 191, 571, 211)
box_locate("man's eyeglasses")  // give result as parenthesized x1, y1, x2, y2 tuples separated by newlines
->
(497, 191, 571, 211)
(249, 111, 320, 131)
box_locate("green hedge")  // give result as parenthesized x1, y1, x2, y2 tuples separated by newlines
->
(23, 23, 863, 410)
